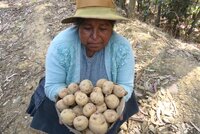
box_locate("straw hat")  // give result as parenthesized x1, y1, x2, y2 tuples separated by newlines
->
(61, 0, 128, 23)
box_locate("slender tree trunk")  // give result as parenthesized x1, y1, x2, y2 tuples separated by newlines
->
(172, 20, 179, 38)
(137, 0, 142, 12)
(187, 9, 200, 35)
(155, 0, 162, 27)
(143, 0, 150, 22)
(127, 0, 136, 17)
(118, 0, 126, 10)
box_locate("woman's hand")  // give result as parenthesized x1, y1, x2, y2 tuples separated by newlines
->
(119, 115, 123, 121)
(59, 119, 63, 125)
(116, 97, 125, 121)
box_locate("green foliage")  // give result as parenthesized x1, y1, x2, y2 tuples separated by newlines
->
(119, 0, 200, 42)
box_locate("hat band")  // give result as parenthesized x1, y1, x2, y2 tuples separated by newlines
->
(76, 0, 115, 8)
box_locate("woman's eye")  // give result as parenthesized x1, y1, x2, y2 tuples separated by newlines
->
(83, 27, 91, 30)
(100, 28, 107, 31)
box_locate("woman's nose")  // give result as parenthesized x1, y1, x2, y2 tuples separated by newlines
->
(91, 29, 98, 39)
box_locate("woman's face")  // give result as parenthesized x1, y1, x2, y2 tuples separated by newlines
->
(79, 19, 113, 57)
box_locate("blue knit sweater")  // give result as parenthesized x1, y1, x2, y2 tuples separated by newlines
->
(45, 26, 135, 102)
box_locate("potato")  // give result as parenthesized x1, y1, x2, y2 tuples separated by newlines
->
(102, 81, 114, 95)
(74, 90, 82, 97)
(82, 128, 94, 134)
(72, 105, 83, 116)
(96, 79, 107, 88)
(93, 87, 102, 93)
(113, 85, 127, 98)
(56, 99, 67, 111)
(67, 83, 79, 94)
(105, 94, 120, 109)
(89, 112, 108, 134)
(58, 88, 68, 98)
(83, 103, 97, 117)
(75, 91, 89, 106)
(79, 79, 93, 94)
(63, 94, 75, 106)
(60, 109, 76, 125)
(103, 109, 119, 123)
(96, 103, 107, 113)
(90, 90, 104, 105)
(73, 115, 89, 131)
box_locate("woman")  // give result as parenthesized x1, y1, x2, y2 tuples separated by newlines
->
(27, 0, 139, 133)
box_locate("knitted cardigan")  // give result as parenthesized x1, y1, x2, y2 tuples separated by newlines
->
(45, 26, 135, 102)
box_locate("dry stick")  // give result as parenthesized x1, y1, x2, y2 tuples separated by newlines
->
(129, 116, 144, 123)
(190, 121, 200, 133)
(166, 89, 178, 115)
(2, 113, 18, 132)
(139, 108, 148, 116)
(4, 73, 18, 82)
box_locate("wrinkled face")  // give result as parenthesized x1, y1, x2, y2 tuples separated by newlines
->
(79, 19, 113, 57)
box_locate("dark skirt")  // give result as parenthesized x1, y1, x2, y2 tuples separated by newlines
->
(26, 77, 139, 134)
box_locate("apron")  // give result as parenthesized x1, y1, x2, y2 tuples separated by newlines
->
(26, 77, 139, 134)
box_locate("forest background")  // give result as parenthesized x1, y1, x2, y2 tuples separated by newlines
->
(116, 0, 199, 43)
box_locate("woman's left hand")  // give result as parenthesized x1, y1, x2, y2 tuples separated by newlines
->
(119, 115, 123, 121)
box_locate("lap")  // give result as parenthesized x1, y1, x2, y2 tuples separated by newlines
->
(30, 96, 73, 134)
(27, 77, 72, 134)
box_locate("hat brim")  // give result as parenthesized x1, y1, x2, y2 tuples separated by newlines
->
(61, 7, 128, 24)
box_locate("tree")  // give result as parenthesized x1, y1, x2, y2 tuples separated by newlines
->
(155, 0, 162, 27)
(127, 0, 137, 17)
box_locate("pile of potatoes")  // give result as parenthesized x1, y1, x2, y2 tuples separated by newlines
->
(56, 79, 127, 134)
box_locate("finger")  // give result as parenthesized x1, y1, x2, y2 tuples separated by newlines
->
(119, 115, 123, 121)
(59, 119, 63, 125)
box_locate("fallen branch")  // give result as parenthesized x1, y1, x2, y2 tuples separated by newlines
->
(2, 113, 18, 132)
(129, 116, 145, 123)
(190, 121, 200, 133)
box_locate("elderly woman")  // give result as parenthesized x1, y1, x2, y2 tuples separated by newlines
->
(26, 0, 138, 133)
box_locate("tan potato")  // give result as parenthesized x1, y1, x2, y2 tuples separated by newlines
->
(73, 115, 89, 131)
(89, 112, 108, 134)
(96, 103, 107, 113)
(93, 87, 102, 93)
(72, 105, 83, 116)
(75, 91, 89, 106)
(60, 109, 76, 125)
(63, 94, 75, 106)
(58, 88, 68, 98)
(67, 83, 79, 94)
(103, 109, 119, 123)
(96, 79, 107, 88)
(113, 85, 127, 98)
(79, 79, 93, 94)
(83, 103, 97, 117)
(90, 90, 104, 105)
(102, 81, 114, 95)
(56, 99, 67, 111)
(82, 128, 94, 134)
(74, 90, 82, 97)
(105, 94, 120, 109)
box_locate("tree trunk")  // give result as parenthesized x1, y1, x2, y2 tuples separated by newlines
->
(118, 0, 126, 10)
(172, 20, 179, 38)
(187, 9, 200, 35)
(137, 0, 142, 12)
(127, 0, 136, 17)
(155, 0, 162, 27)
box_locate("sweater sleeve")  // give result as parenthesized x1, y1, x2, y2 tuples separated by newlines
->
(115, 40, 135, 102)
(44, 42, 68, 102)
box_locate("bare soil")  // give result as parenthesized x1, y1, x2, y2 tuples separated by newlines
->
(1, 0, 200, 134)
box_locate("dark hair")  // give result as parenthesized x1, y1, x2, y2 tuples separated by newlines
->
(74, 18, 116, 27)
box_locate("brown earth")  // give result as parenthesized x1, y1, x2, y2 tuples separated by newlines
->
(0, 0, 200, 134)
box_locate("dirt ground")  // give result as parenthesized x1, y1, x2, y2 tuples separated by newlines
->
(0, 0, 200, 134)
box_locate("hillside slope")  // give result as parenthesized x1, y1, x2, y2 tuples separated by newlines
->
(0, 0, 200, 133)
